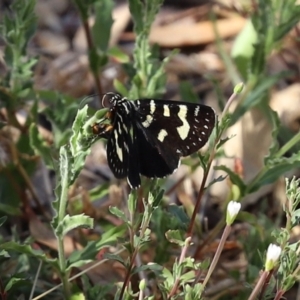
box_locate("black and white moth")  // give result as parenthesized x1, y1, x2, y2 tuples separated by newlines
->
(93, 93, 216, 189)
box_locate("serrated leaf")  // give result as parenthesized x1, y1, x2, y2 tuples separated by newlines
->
(56, 214, 94, 236)
(70, 105, 89, 156)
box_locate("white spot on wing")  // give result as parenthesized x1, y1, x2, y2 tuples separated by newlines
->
(194, 106, 200, 116)
(114, 130, 123, 162)
(163, 105, 170, 117)
(150, 100, 156, 114)
(142, 115, 154, 128)
(158, 129, 168, 142)
(177, 105, 190, 140)
(204, 125, 208, 129)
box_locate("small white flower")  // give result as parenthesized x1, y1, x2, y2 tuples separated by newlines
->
(265, 244, 281, 271)
(226, 201, 241, 225)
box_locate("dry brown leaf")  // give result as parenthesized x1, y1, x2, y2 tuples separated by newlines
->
(29, 217, 82, 255)
(41, 52, 94, 97)
(270, 83, 300, 132)
(149, 16, 246, 47)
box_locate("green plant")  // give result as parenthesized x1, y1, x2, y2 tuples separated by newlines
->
(1, 0, 300, 299)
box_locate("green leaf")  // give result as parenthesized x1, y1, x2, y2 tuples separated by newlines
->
(274, 3, 300, 42)
(92, 0, 114, 53)
(248, 152, 300, 193)
(179, 81, 199, 103)
(104, 253, 126, 267)
(161, 268, 174, 290)
(52, 145, 70, 228)
(0, 203, 21, 216)
(128, 0, 144, 34)
(70, 105, 89, 155)
(214, 165, 246, 193)
(0, 216, 7, 227)
(4, 277, 29, 293)
(230, 72, 289, 125)
(166, 205, 190, 231)
(113, 79, 129, 97)
(66, 225, 126, 270)
(132, 262, 163, 275)
(69, 292, 86, 300)
(165, 230, 185, 247)
(56, 214, 94, 236)
(205, 174, 227, 190)
(108, 46, 130, 63)
(264, 109, 280, 161)
(291, 209, 300, 227)
(109, 206, 129, 224)
(0, 250, 9, 257)
(29, 123, 54, 169)
(0, 242, 58, 266)
(128, 191, 137, 216)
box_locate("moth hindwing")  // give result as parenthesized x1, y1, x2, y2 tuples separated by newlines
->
(93, 93, 216, 189)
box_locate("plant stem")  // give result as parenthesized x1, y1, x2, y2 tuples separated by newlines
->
(199, 225, 231, 290)
(118, 198, 152, 300)
(187, 90, 238, 236)
(56, 147, 71, 297)
(167, 237, 192, 299)
(248, 271, 268, 300)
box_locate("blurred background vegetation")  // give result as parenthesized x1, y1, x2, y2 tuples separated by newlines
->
(1, 0, 300, 299)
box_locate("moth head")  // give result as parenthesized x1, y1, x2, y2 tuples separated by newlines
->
(101, 92, 122, 108)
